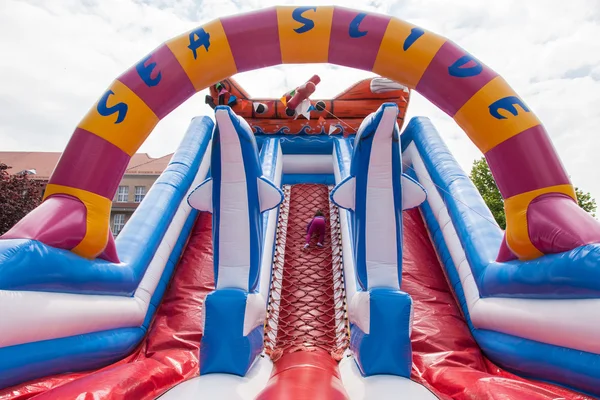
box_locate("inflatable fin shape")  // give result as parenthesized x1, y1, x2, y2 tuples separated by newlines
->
(258, 177, 284, 213)
(188, 178, 213, 213)
(401, 173, 427, 210)
(331, 176, 356, 211)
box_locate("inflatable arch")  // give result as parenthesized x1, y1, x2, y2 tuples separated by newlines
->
(7, 5, 599, 262)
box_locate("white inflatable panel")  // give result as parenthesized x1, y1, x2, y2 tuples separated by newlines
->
(405, 143, 600, 355)
(282, 154, 334, 174)
(188, 178, 213, 213)
(158, 355, 273, 400)
(0, 290, 145, 348)
(365, 106, 400, 290)
(348, 291, 370, 334)
(244, 293, 267, 336)
(215, 112, 252, 290)
(339, 353, 439, 400)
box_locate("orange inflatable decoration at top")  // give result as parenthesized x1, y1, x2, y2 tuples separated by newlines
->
(205, 76, 410, 136)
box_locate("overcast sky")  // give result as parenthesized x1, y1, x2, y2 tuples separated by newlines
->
(1, 0, 599, 203)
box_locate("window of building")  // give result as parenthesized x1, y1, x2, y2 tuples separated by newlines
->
(134, 186, 146, 203)
(112, 214, 125, 236)
(117, 186, 129, 202)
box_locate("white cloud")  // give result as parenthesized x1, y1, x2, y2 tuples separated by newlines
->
(1, 0, 599, 204)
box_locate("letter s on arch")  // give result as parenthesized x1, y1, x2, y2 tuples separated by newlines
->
(136, 55, 162, 87)
(489, 96, 531, 120)
(97, 90, 128, 124)
(292, 6, 317, 33)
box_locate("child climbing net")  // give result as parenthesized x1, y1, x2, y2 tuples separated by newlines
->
(304, 209, 326, 249)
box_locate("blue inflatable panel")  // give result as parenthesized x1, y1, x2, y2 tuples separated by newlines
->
(282, 173, 335, 185)
(479, 244, 600, 299)
(350, 288, 412, 377)
(474, 329, 600, 397)
(256, 134, 334, 155)
(403, 117, 600, 299)
(0, 327, 144, 389)
(200, 289, 264, 376)
(0, 116, 213, 295)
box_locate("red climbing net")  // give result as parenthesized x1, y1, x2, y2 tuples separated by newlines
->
(265, 184, 348, 361)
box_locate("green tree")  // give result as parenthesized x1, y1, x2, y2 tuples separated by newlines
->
(575, 187, 597, 217)
(469, 157, 597, 229)
(469, 158, 506, 229)
(0, 163, 45, 235)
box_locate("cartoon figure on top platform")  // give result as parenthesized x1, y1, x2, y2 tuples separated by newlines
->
(281, 75, 321, 119)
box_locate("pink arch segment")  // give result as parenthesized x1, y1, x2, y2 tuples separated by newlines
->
(328, 9, 390, 70)
(486, 125, 571, 198)
(118, 44, 196, 119)
(221, 9, 282, 72)
(416, 41, 498, 116)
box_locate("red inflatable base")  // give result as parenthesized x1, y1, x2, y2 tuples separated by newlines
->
(0, 208, 594, 400)
(0, 213, 214, 400)
(256, 349, 348, 400)
(402, 209, 592, 400)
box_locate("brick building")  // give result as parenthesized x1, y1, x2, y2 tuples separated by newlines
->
(0, 152, 172, 236)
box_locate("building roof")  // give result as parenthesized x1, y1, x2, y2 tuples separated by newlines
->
(125, 154, 173, 175)
(0, 152, 173, 180)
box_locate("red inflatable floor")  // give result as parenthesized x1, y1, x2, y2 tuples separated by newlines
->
(402, 208, 592, 400)
(0, 212, 214, 400)
(268, 184, 342, 357)
(258, 184, 348, 400)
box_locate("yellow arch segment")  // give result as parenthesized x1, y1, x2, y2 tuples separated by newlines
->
(276, 6, 333, 64)
(454, 76, 542, 153)
(504, 184, 576, 260)
(372, 18, 446, 89)
(166, 19, 238, 91)
(78, 80, 159, 157)
(44, 184, 112, 259)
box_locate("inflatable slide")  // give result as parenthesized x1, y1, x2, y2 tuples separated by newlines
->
(2, 6, 600, 399)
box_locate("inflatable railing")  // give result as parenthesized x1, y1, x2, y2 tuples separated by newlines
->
(0, 117, 212, 388)
(401, 117, 600, 395)
(188, 107, 284, 375)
